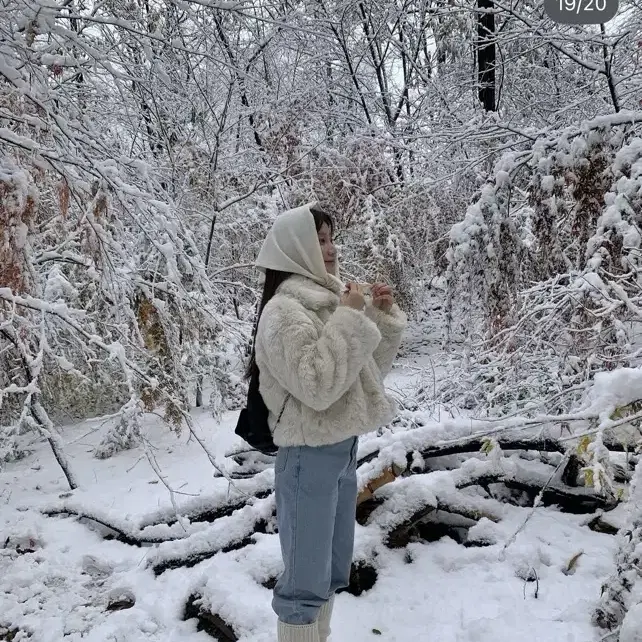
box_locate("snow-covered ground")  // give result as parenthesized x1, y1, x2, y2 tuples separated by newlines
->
(0, 347, 622, 642)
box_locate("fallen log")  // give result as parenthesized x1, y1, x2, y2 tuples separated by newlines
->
(151, 495, 276, 576)
(359, 438, 621, 522)
(153, 518, 270, 576)
(142, 489, 272, 528)
(359, 452, 623, 554)
(358, 434, 632, 470)
(42, 508, 147, 546)
(137, 475, 274, 528)
(357, 465, 404, 506)
(360, 463, 506, 549)
(383, 495, 503, 549)
(338, 561, 378, 596)
(43, 497, 273, 548)
(41, 482, 273, 547)
(386, 504, 437, 548)
(586, 515, 620, 535)
(502, 479, 618, 514)
(38, 432, 624, 587)
(383, 503, 497, 549)
(456, 472, 619, 514)
(217, 429, 632, 513)
(184, 594, 238, 642)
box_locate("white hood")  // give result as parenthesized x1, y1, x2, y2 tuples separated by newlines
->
(256, 202, 342, 291)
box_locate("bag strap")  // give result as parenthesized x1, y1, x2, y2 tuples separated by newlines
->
(274, 394, 290, 429)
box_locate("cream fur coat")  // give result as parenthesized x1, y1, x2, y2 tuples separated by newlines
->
(255, 274, 407, 447)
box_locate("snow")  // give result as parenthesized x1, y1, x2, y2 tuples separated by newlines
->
(14, 222, 29, 249)
(541, 175, 555, 193)
(40, 53, 80, 67)
(582, 366, 642, 423)
(346, 506, 613, 642)
(620, 604, 642, 642)
(0, 356, 623, 642)
(3, 5, 641, 638)
(495, 170, 510, 187)
(0, 128, 39, 150)
(44, 267, 78, 301)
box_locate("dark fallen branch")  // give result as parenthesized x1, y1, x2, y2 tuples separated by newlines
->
(151, 493, 276, 576)
(391, 509, 497, 549)
(152, 517, 271, 576)
(358, 465, 505, 551)
(184, 594, 238, 642)
(359, 453, 621, 554)
(154, 489, 272, 526)
(42, 487, 274, 547)
(561, 456, 631, 488)
(358, 434, 632, 470)
(356, 497, 385, 525)
(458, 472, 618, 514)
(42, 509, 146, 547)
(435, 500, 501, 524)
(502, 479, 618, 514)
(138, 484, 273, 529)
(587, 515, 620, 535)
(386, 505, 437, 548)
(383, 498, 503, 549)
(358, 486, 502, 532)
(417, 520, 471, 546)
(225, 471, 267, 479)
(337, 561, 378, 596)
(560, 454, 583, 487)
(41, 508, 214, 547)
(418, 437, 566, 460)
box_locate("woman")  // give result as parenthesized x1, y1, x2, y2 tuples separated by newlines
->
(250, 202, 406, 642)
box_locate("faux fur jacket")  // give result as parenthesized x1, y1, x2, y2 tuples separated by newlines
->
(255, 274, 407, 447)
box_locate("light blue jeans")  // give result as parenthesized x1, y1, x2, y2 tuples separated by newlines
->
(272, 436, 358, 625)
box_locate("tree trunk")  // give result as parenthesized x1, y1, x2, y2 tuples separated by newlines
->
(600, 24, 620, 113)
(195, 378, 203, 407)
(477, 0, 496, 112)
(31, 400, 78, 490)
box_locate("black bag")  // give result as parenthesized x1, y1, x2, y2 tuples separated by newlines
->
(235, 367, 288, 455)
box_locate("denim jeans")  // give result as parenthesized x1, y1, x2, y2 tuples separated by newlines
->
(272, 436, 358, 625)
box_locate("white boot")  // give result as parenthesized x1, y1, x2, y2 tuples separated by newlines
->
(278, 620, 320, 642)
(317, 596, 335, 642)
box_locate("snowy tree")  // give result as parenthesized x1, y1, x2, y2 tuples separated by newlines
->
(0, 0, 241, 475)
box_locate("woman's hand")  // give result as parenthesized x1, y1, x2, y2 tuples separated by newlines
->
(340, 282, 366, 311)
(372, 283, 394, 313)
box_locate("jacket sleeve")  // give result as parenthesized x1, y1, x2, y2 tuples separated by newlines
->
(365, 303, 407, 377)
(256, 296, 382, 411)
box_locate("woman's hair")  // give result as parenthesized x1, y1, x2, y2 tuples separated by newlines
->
(310, 205, 334, 236)
(245, 205, 334, 381)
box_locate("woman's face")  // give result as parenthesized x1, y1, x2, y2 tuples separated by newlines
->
(317, 223, 337, 274)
